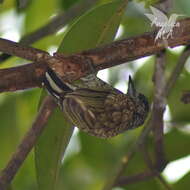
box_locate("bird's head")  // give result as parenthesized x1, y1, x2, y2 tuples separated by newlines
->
(127, 76, 149, 127)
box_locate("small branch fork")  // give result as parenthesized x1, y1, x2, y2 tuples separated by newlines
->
(0, 16, 190, 190)
(0, 96, 56, 190)
(102, 45, 190, 190)
(0, 0, 98, 62)
(0, 18, 190, 93)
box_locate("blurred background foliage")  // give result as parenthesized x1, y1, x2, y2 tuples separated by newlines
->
(0, 0, 190, 190)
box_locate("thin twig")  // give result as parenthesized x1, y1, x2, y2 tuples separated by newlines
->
(0, 38, 50, 62)
(152, 50, 167, 171)
(103, 45, 190, 189)
(20, 0, 98, 44)
(1, 18, 190, 64)
(0, 0, 98, 62)
(0, 96, 56, 190)
(141, 143, 155, 170)
(164, 45, 190, 98)
(103, 62, 168, 189)
(102, 118, 152, 190)
(17, 0, 31, 9)
(141, 139, 172, 190)
(114, 170, 158, 186)
(0, 18, 190, 93)
(157, 175, 173, 190)
(151, 0, 171, 161)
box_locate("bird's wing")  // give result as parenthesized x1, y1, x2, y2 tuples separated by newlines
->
(149, 6, 168, 27)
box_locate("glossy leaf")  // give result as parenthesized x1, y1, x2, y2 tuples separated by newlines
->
(35, 108, 74, 190)
(0, 90, 39, 190)
(58, 0, 80, 10)
(0, 95, 19, 169)
(59, 0, 128, 54)
(164, 129, 190, 161)
(23, 0, 57, 49)
(35, 91, 74, 190)
(168, 70, 190, 123)
(173, 171, 190, 190)
(24, 0, 56, 33)
(35, 0, 128, 189)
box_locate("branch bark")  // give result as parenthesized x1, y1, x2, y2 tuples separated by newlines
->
(151, 50, 167, 171)
(0, 0, 98, 62)
(20, 0, 98, 45)
(114, 170, 158, 186)
(0, 18, 190, 93)
(105, 44, 190, 189)
(0, 96, 56, 190)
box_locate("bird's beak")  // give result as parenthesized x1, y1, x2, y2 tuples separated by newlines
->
(127, 76, 137, 98)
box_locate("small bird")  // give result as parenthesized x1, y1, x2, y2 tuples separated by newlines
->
(145, 6, 183, 41)
(42, 68, 149, 138)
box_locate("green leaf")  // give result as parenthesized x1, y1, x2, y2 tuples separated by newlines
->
(0, 95, 19, 169)
(79, 131, 147, 174)
(24, 0, 56, 49)
(164, 129, 190, 161)
(24, 0, 56, 34)
(0, 0, 15, 11)
(35, 91, 74, 190)
(0, 90, 39, 190)
(134, 56, 154, 99)
(134, 50, 190, 124)
(35, 108, 74, 190)
(58, 0, 128, 54)
(35, 0, 128, 189)
(173, 171, 190, 190)
(174, 0, 190, 16)
(168, 70, 190, 123)
(58, 0, 81, 10)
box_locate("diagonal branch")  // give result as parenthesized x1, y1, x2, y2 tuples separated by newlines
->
(2, 41, 187, 189)
(141, 144, 172, 190)
(0, 18, 190, 93)
(164, 45, 190, 98)
(151, 50, 167, 171)
(0, 62, 46, 92)
(0, 96, 56, 190)
(114, 170, 158, 186)
(0, 38, 50, 62)
(19, 0, 98, 45)
(0, 0, 98, 62)
(102, 43, 190, 190)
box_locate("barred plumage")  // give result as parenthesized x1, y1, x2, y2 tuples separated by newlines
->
(43, 68, 149, 138)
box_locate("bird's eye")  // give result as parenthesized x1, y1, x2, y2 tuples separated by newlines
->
(138, 94, 149, 112)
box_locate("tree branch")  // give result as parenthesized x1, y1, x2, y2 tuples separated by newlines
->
(103, 36, 190, 190)
(0, 38, 50, 62)
(114, 170, 158, 186)
(0, 96, 56, 190)
(151, 50, 167, 171)
(0, 0, 98, 62)
(0, 18, 190, 93)
(164, 45, 190, 98)
(0, 62, 46, 92)
(20, 0, 98, 44)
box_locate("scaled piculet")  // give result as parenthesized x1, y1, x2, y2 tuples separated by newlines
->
(42, 67, 149, 138)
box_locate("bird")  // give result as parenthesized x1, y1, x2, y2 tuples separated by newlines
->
(42, 67, 149, 138)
